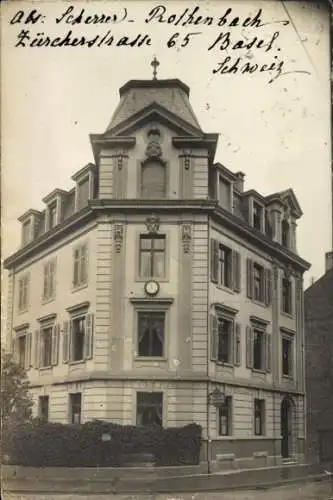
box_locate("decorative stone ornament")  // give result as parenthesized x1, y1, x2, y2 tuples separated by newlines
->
(272, 261, 279, 289)
(113, 224, 124, 253)
(145, 215, 160, 234)
(145, 128, 163, 160)
(182, 224, 192, 253)
(284, 264, 293, 279)
(184, 157, 190, 170)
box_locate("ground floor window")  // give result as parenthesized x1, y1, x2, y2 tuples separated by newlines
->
(254, 398, 265, 435)
(39, 395, 49, 421)
(69, 393, 82, 424)
(136, 391, 163, 427)
(218, 396, 232, 436)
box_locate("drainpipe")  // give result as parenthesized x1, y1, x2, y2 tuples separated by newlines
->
(206, 216, 211, 475)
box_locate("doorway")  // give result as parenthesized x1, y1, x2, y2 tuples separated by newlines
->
(281, 397, 293, 459)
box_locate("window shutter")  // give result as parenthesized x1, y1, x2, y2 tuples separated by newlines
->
(62, 320, 70, 363)
(265, 268, 272, 306)
(246, 326, 254, 369)
(73, 250, 79, 286)
(12, 337, 18, 364)
(266, 333, 272, 372)
(40, 330, 45, 367)
(25, 332, 32, 369)
(51, 324, 59, 366)
(210, 239, 219, 283)
(35, 330, 40, 368)
(84, 313, 94, 360)
(50, 261, 56, 297)
(43, 264, 48, 298)
(234, 323, 241, 366)
(81, 246, 88, 284)
(210, 314, 218, 361)
(246, 259, 253, 298)
(232, 251, 241, 292)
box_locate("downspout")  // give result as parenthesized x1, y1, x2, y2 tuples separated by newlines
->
(206, 215, 211, 475)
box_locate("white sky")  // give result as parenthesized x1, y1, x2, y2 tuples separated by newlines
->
(1, 0, 332, 288)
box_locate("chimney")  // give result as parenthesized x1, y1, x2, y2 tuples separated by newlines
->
(235, 171, 245, 193)
(325, 251, 333, 273)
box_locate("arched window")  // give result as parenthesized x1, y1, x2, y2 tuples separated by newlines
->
(282, 219, 290, 247)
(141, 161, 166, 198)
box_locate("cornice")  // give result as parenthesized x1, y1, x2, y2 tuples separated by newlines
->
(212, 206, 310, 272)
(4, 207, 94, 270)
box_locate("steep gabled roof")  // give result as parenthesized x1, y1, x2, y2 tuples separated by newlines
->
(266, 188, 303, 217)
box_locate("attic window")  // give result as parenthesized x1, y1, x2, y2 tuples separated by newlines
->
(282, 219, 290, 248)
(22, 220, 31, 245)
(48, 202, 57, 230)
(253, 201, 264, 232)
(141, 161, 166, 199)
(218, 176, 232, 210)
(77, 177, 90, 210)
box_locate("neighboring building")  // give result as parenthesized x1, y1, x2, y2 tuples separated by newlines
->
(4, 67, 311, 470)
(305, 251, 333, 464)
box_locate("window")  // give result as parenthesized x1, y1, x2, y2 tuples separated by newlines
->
(39, 396, 49, 421)
(282, 278, 292, 314)
(282, 219, 290, 247)
(69, 393, 82, 424)
(254, 399, 265, 435)
(141, 161, 166, 198)
(22, 220, 31, 245)
(40, 326, 53, 367)
(18, 273, 29, 311)
(18, 335, 26, 368)
(72, 316, 86, 361)
(218, 176, 231, 210)
(137, 311, 164, 357)
(217, 318, 233, 363)
(218, 245, 232, 288)
(253, 202, 263, 231)
(253, 263, 264, 302)
(282, 337, 293, 376)
(139, 235, 165, 279)
(211, 239, 241, 293)
(43, 260, 56, 301)
(48, 202, 57, 230)
(73, 244, 88, 288)
(218, 396, 232, 436)
(136, 392, 163, 427)
(247, 259, 272, 306)
(253, 329, 265, 370)
(77, 177, 90, 210)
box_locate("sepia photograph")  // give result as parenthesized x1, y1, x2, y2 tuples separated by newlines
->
(1, 1, 332, 499)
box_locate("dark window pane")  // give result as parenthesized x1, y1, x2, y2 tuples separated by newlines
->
(136, 392, 163, 427)
(138, 312, 164, 357)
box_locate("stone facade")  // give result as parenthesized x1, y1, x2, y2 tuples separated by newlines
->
(4, 76, 310, 470)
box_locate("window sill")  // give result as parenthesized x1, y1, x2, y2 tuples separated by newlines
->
(216, 361, 234, 368)
(252, 369, 267, 375)
(18, 308, 29, 315)
(39, 366, 52, 371)
(251, 299, 267, 309)
(135, 277, 169, 284)
(216, 284, 234, 295)
(71, 283, 88, 293)
(282, 374, 294, 381)
(42, 296, 55, 305)
(134, 356, 167, 362)
(281, 311, 294, 320)
(69, 359, 85, 366)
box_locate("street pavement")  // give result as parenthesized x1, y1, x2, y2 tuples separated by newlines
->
(3, 479, 333, 500)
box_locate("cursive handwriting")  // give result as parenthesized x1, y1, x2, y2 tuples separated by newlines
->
(55, 6, 128, 25)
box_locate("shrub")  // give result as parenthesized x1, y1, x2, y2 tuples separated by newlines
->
(3, 420, 202, 467)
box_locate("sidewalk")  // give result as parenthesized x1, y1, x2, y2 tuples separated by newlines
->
(3, 477, 333, 500)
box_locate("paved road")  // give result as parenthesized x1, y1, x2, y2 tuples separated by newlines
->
(3, 480, 333, 500)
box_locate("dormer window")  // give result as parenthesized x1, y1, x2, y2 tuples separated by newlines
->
(48, 202, 57, 230)
(141, 160, 166, 198)
(22, 220, 31, 245)
(281, 219, 290, 247)
(77, 177, 90, 210)
(218, 176, 232, 210)
(252, 201, 264, 232)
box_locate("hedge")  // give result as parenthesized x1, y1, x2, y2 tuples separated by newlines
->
(3, 419, 202, 467)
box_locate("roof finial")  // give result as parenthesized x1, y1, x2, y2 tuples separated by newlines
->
(151, 56, 160, 80)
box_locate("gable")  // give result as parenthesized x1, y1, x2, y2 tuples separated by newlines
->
(104, 102, 203, 138)
(279, 189, 303, 218)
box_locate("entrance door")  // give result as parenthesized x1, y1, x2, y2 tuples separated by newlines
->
(281, 398, 292, 459)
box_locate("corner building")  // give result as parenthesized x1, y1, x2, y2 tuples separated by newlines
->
(4, 75, 310, 470)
